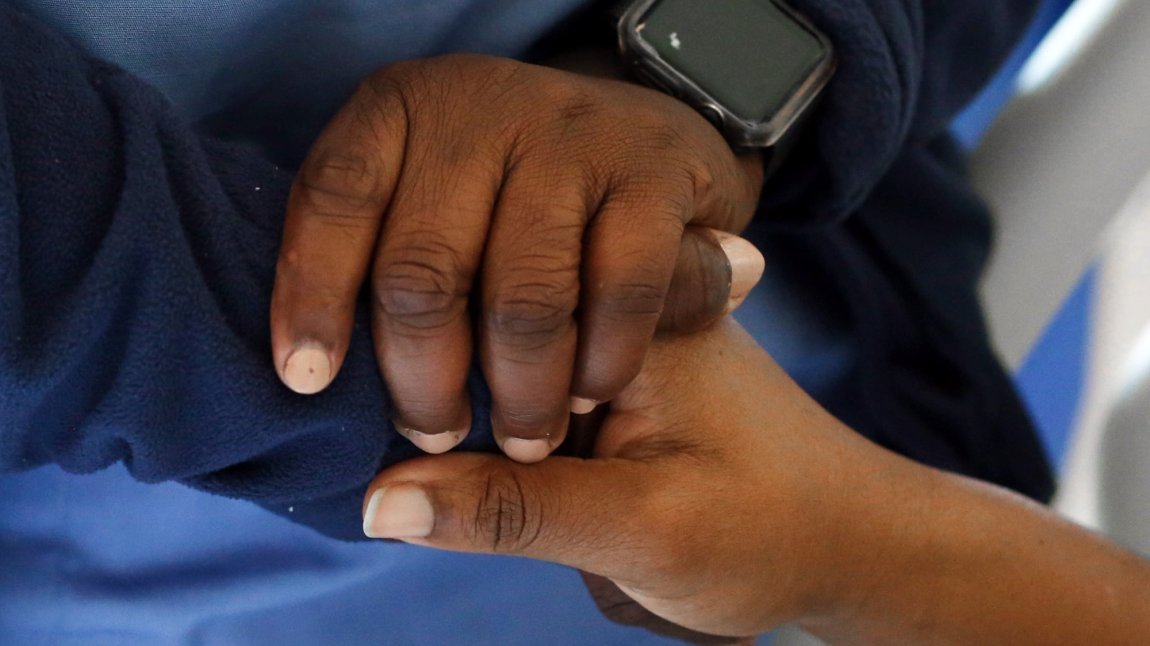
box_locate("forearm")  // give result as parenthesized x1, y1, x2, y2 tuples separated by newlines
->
(804, 448, 1150, 644)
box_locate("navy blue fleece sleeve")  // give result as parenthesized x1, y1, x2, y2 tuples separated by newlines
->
(0, 6, 496, 541)
(769, 0, 1041, 222)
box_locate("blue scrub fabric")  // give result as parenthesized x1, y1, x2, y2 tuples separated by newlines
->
(0, 0, 1050, 643)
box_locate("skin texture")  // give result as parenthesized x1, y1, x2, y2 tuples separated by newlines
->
(270, 54, 765, 462)
(362, 319, 1150, 643)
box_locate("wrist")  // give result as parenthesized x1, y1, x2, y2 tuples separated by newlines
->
(789, 437, 941, 635)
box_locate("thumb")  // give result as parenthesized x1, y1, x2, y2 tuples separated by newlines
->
(361, 452, 651, 576)
(658, 227, 764, 335)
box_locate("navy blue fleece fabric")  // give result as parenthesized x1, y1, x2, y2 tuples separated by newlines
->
(0, 6, 498, 540)
(0, 0, 1051, 544)
(773, 0, 1042, 222)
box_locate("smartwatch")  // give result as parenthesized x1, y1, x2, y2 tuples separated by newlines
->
(615, 0, 835, 153)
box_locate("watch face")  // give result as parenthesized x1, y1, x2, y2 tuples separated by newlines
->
(638, 0, 829, 123)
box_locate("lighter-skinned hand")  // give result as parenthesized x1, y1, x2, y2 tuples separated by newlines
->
(359, 319, 1150, 645)
(358, 318, 894, 638)
(270, 54, 765, 462)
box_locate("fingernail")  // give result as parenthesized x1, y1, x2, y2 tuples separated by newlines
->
(570, 397, 599, 415)
(363, 486, 435, 539)
(715, 232, 765, 314)
(405, 428, 467, 455)
(282, 344, 333, 395)
(502, 437, 553, 464)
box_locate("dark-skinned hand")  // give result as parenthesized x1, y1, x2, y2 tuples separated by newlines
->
(270, 54, 766, 462)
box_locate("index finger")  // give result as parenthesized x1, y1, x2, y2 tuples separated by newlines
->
(270, 78, 408, 394)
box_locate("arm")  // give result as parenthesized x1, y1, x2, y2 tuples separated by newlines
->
(805, 456, 1150, 645)
(359, 318, 1150, 643)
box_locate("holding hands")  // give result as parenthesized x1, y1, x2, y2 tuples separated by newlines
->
(268, 54, 1150, 645)
(270, 54, 765, 462)
(359, 318, 870, 638)
(360, 319, 1150, 644)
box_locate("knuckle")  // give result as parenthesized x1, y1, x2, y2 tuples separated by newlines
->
(631, 112, 690, 154)
(273, 250, 348, 306)
(297, 149, 384, 216)
(361, 61, 426, 110)
(541, 81, 603, 131)
(357, 68, 406, 116)
(622, 123, 718, 202)
(556, 92, 601, 124)
(361, 65, 408, 100)
(471, 470, 544, 553)
(396, 54, 525, 112)
(375, 248, 466, 332)
(596, 278, 668, 324)
(486, 278, 577, 349)
(608, 176, 693, 224)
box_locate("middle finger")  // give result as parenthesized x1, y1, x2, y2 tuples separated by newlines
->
(372, 144, 501, 454)
(480, 162, 591, 463)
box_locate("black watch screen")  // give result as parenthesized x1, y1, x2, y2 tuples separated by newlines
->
(618, 0, 835, 150)
(641, 0, 826, 122)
